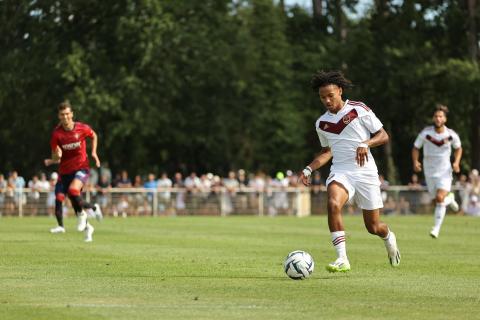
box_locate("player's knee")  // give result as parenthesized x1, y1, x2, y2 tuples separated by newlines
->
(55, 193, 65, 202)
(365, 223, 378, 235)
(327, 198, 343, 213)
(435, 195, 444, 204)
(68, 187, 81, 197)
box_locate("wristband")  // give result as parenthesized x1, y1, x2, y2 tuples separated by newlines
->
(358, 143, 369, 149)
(302, 166, 313, 178)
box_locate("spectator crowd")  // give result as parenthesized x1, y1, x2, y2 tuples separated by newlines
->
(1, 166, 479, 217)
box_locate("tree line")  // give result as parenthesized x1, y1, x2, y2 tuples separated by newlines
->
(1, 0, 479, 183)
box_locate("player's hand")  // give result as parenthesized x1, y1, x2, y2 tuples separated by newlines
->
(452, 162, 460, 173)
(44, 159, 53, 167)
(413, 160, 422, 172)
(92, 153, 101, 168)
(356, 143, 369, 167)
(298, 166, 312, 186)
(53, 146, 62, 159)
(299, 172, 311, 186)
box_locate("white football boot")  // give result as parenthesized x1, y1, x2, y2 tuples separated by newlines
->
(445, 192, 459, 212)
(50, 226, 65, 233)
(384, 231, 401, 267)
(84, 223, 94, 242)
(430, 227, 440, 239)
(94, 204, 103, 221)
(77, 210, 88, 231)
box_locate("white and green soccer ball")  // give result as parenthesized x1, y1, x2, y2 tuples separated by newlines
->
(284, 250, 314, 280)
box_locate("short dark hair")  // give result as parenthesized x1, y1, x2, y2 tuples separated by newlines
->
(435, 104, 449, 116)
(311, 70, 353, 91)
(58, 100, 73, 112)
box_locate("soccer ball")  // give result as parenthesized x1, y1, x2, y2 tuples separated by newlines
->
(283, 250, 314, 280)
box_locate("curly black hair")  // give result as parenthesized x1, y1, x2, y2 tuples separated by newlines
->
(311, 70, 353, 91)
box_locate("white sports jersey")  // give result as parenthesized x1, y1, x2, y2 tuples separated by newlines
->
(315, 99, 383, 173)
(414, 126, 461, 178)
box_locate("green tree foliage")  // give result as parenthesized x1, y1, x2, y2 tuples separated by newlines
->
(0, 0, 479, 181)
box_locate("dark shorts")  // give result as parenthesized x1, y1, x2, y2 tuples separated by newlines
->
(55, 169, 90, 195)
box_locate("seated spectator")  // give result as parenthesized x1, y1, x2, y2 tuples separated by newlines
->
(407, 173, 423, 190)
(464, 195, 480, 216)
(383, 196, 397, 215)
(117, 170, 132, 188)
(397, 196, 411, 215)
(311, 171, 326, 193)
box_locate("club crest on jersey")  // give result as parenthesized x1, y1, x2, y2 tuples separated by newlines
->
(74, 133, 79, 140)
(342, 115, 351, 124)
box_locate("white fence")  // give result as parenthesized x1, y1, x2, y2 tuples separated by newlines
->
(0, 186, 462, 217)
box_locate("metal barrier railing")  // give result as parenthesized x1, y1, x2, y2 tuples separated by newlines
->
(0, 186, 462, 217)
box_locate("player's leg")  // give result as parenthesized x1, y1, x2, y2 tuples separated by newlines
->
(325, 180, 351, 272)
(362, 209, 400, 267)
(67, 170, 96, 236)
(431, 188, 449, 238)
(357, 175, 400, 267)
(50, 179, 66, 233)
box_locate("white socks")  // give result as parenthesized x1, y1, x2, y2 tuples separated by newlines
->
(331, 231, 347, 259)
(433, 203, 446, 232)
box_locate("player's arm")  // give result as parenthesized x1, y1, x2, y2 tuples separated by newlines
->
(44, 146, 62, 167)
(452, 147, 462, 173)
(90, 130, 101, 168)
(356, 128, 389, 167)
(412, 147, 422, 172)
(299, 147, 332, 186)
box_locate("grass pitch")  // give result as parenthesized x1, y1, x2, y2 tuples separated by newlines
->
(0, 215, 479, 320)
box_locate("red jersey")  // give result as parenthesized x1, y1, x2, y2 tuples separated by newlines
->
(50, 122, 94, 175)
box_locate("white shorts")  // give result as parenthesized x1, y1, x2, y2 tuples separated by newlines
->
(326, 171, 383, 210)
(425, 175, 452, 198)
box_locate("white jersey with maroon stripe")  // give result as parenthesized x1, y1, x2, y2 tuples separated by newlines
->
(315, 99, 383, 173)
(414, 126, 461, 178)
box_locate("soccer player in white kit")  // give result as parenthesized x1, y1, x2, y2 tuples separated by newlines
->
(412, 105, 462, 239)
(299, 71, 400, 272)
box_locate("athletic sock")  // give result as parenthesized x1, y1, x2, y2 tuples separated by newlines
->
(331, 231, 347, 259)
(434, 203, 446, 231)
(69, 195, 94, 214)
(54, 200, 63, 227)
(382, 228, 391, 241)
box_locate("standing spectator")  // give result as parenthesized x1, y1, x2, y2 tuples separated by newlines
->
(143, 173, 157, 211)
(379, 174, 389, 202)
(157, 172, 172, 213)
(455, 173, 469, 213)
(27, 175, 42, 216)
(11, 171, 26, 207)
(223, 171, 239, 215)
(46, 172, 58, 217)
(407, 173, 423, 213)
(0, 174, 6, 216)
(96, 175, 111, 213)
(185, 172, 201, 193)
(272, 172, 289, 215)
(173, 172, 186, 212)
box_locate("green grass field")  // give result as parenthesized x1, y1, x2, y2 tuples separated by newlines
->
(1, 215, 479, 320)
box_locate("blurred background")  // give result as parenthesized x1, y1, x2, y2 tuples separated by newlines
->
(1, 0, 480, 217)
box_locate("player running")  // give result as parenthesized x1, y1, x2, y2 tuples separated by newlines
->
(299, 70, 400, 272)
(44, 101, 102, 242)
(412, 105, 462, 239)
